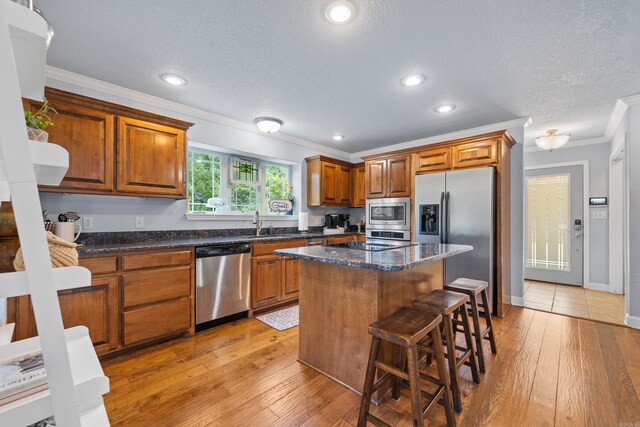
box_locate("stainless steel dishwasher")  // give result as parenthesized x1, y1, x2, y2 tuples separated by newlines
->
(195, 243, 251, 329)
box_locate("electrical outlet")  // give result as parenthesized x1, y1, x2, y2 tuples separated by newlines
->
(135, 216, 145, 229)
(83, 216, 94, 229)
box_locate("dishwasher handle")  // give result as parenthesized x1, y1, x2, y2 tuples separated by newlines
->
(195, 243, 251, 258)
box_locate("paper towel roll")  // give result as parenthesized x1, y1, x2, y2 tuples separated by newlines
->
(298, 212, 309, 231)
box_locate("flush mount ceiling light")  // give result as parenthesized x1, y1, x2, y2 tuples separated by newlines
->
(332, 135, 345, 141)
(434, 104, 456, 113)
(325, 0, 356, 24)
(401, 74, 425, 87)
(535, 129, 570, 151)
(254, 117, 283, 133)
(161, 73, 187, 86)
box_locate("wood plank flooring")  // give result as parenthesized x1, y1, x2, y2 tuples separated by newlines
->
(101, 307, 640, 426)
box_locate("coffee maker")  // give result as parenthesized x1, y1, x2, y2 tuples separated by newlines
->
(338, 214, 350, 229)
(324, 213, 339, 229)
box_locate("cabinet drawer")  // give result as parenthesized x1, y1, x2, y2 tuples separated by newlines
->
(122, 266, 191, 308)
(122, 250, 191, 271)
(251, 239, 307, 257)
(452, 141, 497, 169)
(122, 298, 191, 346)
(324, 235, 358, 245)
(416, 147, 451, 173)
(79, 256, 118, 276)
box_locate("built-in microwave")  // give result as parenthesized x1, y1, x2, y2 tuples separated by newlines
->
(366, 197, 411, 231)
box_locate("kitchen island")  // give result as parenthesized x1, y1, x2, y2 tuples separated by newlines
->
(275, 243, 472, 400)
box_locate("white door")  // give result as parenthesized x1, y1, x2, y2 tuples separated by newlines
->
(525, 165, 584, 286)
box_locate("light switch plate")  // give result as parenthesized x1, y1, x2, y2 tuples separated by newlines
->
(83, 216, 94, 229)
(135, 216, 145, 228)
(592, 210, 608, 219)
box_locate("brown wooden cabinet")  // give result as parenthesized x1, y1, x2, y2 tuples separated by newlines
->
(306, 156, 357, 207)
(324, 234, 359, 245)
(251, 239, 307, 313)
(12, 248, 194, 357)
(415, 147, 451, 173)
(116, 117, 186, 197)
(365, 155, 411, 198)
(351, 163, 366, 207)
(452, 140, 498, 169)
(30, 88, 192, 198)
(15, 276, 119, 356)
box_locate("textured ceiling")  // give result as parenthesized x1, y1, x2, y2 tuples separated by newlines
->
(39, 0, 640, 152)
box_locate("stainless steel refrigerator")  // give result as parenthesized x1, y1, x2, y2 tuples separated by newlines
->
(414, 167, 496, 312)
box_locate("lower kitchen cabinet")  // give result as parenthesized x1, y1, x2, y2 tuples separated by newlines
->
(324, 234, 359, 245)
(11, 248, 194, 357)
(251, 239, 306, 313)
(14, 276, 119, 356)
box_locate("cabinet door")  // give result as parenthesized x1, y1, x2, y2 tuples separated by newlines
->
(320, 162, 339, 205)
(116, 117, 186, 197)
(351, 165, 366, 207)
(25, 100, 115, 193)
(452, 140, 497, 169)
(387, 155, 412, 197)
(366, 159, 387, 198)
(122, 298, 191, 346)
(281, 257, 300, 301)
(251, 255, 283, 309)
(337, 166, 352, 205)
(324, 234, 358, 245)
(416, 147, 451, 173)
(19, 276, 119, 355)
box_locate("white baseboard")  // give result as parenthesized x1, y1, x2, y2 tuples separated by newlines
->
(511, 296, 525, 307)
(625, 314, 640, 329)
(585, 282, 609, 292)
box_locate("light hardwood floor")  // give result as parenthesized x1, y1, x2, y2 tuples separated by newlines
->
(101, 307, 640, 426)
(524, 280, 625, 325)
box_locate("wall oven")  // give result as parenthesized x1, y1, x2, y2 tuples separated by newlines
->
(366, 197, 411, 241)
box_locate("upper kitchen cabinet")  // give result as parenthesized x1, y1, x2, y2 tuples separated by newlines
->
(116, 117, 186, 197)
(452, 139, 498, 169)
(351, 163, 366, 207)
(306, 156, 361, 207)
(364, 154, 411, 199)
(30, 88, 193, 198)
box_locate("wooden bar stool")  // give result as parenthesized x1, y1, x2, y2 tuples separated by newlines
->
(445, 278, 498, 373)
(412, 290, 480, 413)
(357, 307, 456, 427)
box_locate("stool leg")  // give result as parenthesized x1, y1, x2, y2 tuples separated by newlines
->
(407, 344, 424, 427)
(392, 344, 403, 401)
(480, 290, 498, 354)
(432, 327, 456, 427)
(357, 336, 381, 427)
(459, 305, 480, 384)
(443, 315, 462, 413)
(468, 294, 486, 373)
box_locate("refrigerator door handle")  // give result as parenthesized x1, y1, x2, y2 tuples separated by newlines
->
(445, 191, 450, 244)
(440, 191, 445, 244)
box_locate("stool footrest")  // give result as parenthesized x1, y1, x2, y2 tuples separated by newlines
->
(365, 414, 392, 427)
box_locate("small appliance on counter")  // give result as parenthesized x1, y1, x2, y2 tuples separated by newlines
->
(324, 213, 339, 229)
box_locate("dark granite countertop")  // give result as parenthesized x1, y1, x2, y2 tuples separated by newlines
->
(274, 243, 473, 272)
(77, 227, 364, 255)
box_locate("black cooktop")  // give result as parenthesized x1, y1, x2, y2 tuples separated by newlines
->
(327, 240, 417, 252)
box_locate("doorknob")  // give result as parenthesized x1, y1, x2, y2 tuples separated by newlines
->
(575, 232, 582, 238)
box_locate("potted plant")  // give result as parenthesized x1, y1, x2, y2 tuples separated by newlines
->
(25, 98, 57, 142)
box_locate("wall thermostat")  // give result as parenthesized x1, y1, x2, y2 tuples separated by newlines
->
(589, 197, 607, 206)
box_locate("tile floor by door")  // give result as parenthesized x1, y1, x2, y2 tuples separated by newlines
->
(524, 280, 625, 325)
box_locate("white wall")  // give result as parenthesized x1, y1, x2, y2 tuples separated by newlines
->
(509, 127, 525, 304)
(609, 114, 628, 295)
(40, 77, 362, 232)
(524, 143, 610, 287)
(627, 104, 640, 322)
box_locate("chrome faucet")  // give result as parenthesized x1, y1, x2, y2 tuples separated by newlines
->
(253, 211, 263, 236)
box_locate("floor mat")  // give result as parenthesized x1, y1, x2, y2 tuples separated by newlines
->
(256, 305, 299, 331)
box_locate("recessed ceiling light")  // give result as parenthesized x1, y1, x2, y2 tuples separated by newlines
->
(332, 135, 345, 141)
(325, 0, 356, 24)
(254, 117, 283, 133)
(434, 104, 456, 113)
(401, 74, 425, 87)
(161, 73, 187, 86)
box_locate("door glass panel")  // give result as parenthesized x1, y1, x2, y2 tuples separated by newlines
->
(526, 174, 570, 271)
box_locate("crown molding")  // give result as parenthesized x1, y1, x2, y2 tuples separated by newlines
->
(621, 93, 640, 106)
(524, 136, 610, 153)
(44, 66, 352, 160)
(349, 117, 530, 162)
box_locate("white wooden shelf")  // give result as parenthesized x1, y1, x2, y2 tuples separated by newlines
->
(5, 0, 47, 101)
(0, 323, 14, 345)
(30, 140, 70, 186)
(0, 327, 110, 426)
(0, 266, 91, 299)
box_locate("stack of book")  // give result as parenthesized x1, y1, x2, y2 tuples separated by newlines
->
(0, 351, 48, 406)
